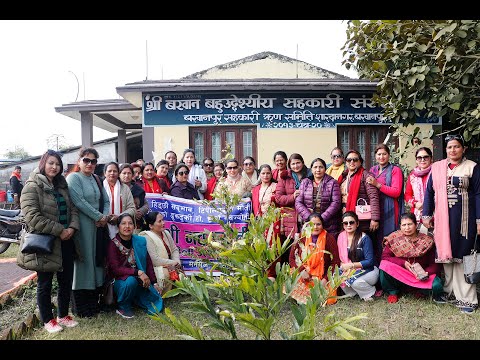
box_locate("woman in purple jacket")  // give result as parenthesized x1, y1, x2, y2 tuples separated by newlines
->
(295, 158, 342, 238)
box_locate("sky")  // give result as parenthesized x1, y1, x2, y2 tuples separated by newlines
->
(0, 20, 358, 158)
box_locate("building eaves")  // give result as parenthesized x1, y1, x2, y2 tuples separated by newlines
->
(54, 99, 140, 112)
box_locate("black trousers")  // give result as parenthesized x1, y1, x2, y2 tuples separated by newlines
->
(36, 239, 74, 324)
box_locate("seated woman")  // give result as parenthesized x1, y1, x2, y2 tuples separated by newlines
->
(379, 213, 443, 304)
(170, 164, 200, 200)
(337, 211, 378, 301)
(139, 212, 182, 296)
(289, 213, 340, 305)
(106, 213, 163, 319)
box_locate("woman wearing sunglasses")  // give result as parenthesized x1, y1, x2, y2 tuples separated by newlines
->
(404, 147, 433, 223)
(337, 211, 378, 301)
(338, 150, 381, 259)
(326, 147, 345, 181)
(423, 134, 480, 314)
(202, 157, 215, 181)
(215, 159, 252, 198)
(366, 144, 405, 262)
(170, 164, 200, 200)
(242, 156, 260, 186)
(66, 147, 110, 318)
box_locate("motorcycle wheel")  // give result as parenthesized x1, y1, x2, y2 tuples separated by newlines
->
(0, 223, 12, 254)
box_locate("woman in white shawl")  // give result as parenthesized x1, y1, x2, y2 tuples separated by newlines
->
(103, 162, 136, 239)
(139, 211, 182, 295)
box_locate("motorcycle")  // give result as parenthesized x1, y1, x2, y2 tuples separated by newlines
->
(0, 208, 25, 254)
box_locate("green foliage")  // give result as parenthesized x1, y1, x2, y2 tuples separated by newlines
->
(4, 145, 30, 160)
(150, 191, 366, 340)
(342, 20, 480, 146)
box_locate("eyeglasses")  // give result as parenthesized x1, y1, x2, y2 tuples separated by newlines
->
(203, 163, 214, 167)
(331, 154, 343, 159)
(445, 134, 464, 143)
(416, 155, 431, 161)
(178, 170, 189, 176)
(226, 166, 238, 170)
(81, 157, 98, 165)
(342, 220, 356, 226)
(345, 158, 360, 163)
(243, 162, 254, 166)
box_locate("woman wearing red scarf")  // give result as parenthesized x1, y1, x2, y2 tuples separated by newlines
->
(141, 162, 169, 195)
(338, 150, 381, 263)
(404, 147, 433, 224)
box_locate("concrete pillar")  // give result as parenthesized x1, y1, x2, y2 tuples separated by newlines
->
(117, 129, 127, 164)
(142, 126, 154, 163)
(80, 112, 93, 148)
(432, 125, 443, 160)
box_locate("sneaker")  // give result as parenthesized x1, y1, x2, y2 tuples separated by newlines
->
(387, 294, 399, 303)
(433, 293, 455, 304)
(116, 309, 134, 319)
(363, 296, 374, 302)
(459, 306, 475, 314)
(44, 319, 63, 334)
(57, 315, 78, 328)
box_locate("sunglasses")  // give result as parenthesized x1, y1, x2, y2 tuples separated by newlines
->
(445, 134, 464, 143)
(343, 220, 356, 226)
(226, 166, 238, 170)
(178, 170, 189, 176)
(203, 163, 214, 167)
(331, 154, 343, 159)
(416, 155, 431, 161)
(243, 162, 254, 166)
(345, 158, 360, 163)
(81, 157, 98, 165)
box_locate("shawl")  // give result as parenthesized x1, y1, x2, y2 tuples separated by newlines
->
(144, 230, 171, 287)
(338, 167, 364, 212)
(409, 166, 431, 221)
(242, 169, 259, 186)
(259, 182, 276, 215)
(336, 231, 352, 264)
(430, 159, 452, 261)
(326, 163, 345, 180)
(143, 176, 162, 193)
(305, 230, 327, 279)
(104, 179, 122, 239)
(292, 172, 302, 190)
(383, 230, 434, 258)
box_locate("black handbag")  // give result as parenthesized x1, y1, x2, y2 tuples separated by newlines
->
(20, 232, 55, 254)
(464, 234, 480, 284)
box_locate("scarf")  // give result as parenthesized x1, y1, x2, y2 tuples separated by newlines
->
(11, 171, 21, 181)
(158, 175, 171, 190)
(338, 167, 364, 212)
(112, 234, 136, 267)
(292, 172, 301, 190)
(336, 231, 352, 265)
(143, 176, 162, 193)
(430, 159, 452, 261)
(144, 230, 172, 287)
(383, 230, 434, 258)
(410, 165, 431, 221)
(326, 163, 345, 180)
(304, 230, 327, 279)
(104, 179, 122, 240)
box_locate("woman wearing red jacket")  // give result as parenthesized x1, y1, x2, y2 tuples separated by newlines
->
(205, 162, 225, 201)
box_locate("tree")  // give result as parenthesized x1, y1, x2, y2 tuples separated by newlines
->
(342, 20, 480, 146)
(4, 145, 30, 160)
(46, 133, 72, 151)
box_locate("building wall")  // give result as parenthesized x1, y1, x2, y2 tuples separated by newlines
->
(153, 126, 190, 165)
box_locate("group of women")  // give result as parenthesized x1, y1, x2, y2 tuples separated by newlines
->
(15, 134, 480, 334)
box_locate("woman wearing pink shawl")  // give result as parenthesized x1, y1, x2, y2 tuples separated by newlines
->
(379, 213, 442, 304)
(423, 134, 480, 314)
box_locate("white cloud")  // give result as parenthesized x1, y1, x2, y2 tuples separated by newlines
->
(0, 20, 357, 157)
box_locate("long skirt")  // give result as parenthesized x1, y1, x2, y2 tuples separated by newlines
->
(71, 288, 101, 318)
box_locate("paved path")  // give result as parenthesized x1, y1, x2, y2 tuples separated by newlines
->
(0, 258, 35, 297)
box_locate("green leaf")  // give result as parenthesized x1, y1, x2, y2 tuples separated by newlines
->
(449, 102, 461, 110)
(444, 46, 455, 62)
(455, 30, 467, 38)
(417, 44, 428, 52)
(408, 76, 417, 86)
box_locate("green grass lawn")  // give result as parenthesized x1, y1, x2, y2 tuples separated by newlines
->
(0, 243, 18, 259)
(20, 291, 480, 340)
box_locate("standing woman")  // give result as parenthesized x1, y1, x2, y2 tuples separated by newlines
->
(337, 211, 378, 301)
(216, 159, 252, 198)
(326, 147, 345, 181)
(338, 150, 381, 262)
(205, 162, 225, 201)
(66, 147, 110, 318)
(367, 143, 405, 243)
(165, 151, 178, 183)
(404, 147, 433, 223)
(139, 212, 182, 296)
(202, 157, 215, 181)
(142, 162, 169, 195)
(119, 163, 149, 232)
(252, 164, 277, 217)
(242, 156, 260, 186)
(296, 158, 342, 238)
(170, 164, 200, 200)
(423, 134, 480, 313)
(103, 162, 136, 239)
(272, 151, 288, 182)
(275, 153, 308, 239)
(181, 148, 207, 199)
(18, 150, 80, 333)
(155, 159, 172, 191)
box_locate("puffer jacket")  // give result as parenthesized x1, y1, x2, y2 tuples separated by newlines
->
(17, 168, 80, 272)
(295, 174, 341, 236)
(275, 169, 299, 237)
